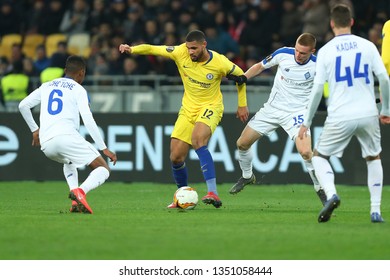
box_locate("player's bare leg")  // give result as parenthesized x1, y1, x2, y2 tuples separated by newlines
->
(296, 134, 326, 205)
(230, 126, 259, 194)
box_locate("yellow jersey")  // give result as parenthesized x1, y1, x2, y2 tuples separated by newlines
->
(131, 43, 247, 115)
(1, 73, 29, 101)
(382, 20, 390, 75)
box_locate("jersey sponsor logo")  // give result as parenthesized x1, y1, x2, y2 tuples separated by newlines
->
(166, 46, 175, 52)
(280, 75, 312, 87)
(206, 73, 214, 80)
(188, 76, 211, 88)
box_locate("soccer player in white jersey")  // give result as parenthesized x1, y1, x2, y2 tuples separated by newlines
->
(298, 4, 390, 223)
(227, 33, 326, 205)
(18, 55, 117, 214)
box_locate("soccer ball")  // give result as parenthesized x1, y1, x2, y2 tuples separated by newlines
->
(173, 186, 198, 210)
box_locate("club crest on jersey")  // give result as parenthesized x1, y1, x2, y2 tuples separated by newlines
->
(166, 46, 175, 52)
(304, 72, 311, 80)
(206, 73, 214, 80)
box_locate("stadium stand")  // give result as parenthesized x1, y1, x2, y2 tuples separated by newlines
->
(45, 33, 67, 57)
(22, 34, 45, 59)
(0, 34, 22, 61)
(67, 32, 91, 58)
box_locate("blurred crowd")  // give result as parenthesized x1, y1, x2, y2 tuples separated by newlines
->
(0, 0, 389, 80)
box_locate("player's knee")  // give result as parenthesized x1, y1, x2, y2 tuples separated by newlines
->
(300, 149, 312, 161)
(365, 154, 380, 161)
(170, 153, 185, 164)
(191, 142, 201, 150)
(101, 161, 111, 174)
(102, 166, 110, 179)
(313, 149, 330, 160)
(95, 166, 110, 180)
(191, 138, 205, 150)
(236, 139, 250, 151)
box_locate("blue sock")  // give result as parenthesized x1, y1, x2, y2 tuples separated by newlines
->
(206, 178, 217, 195)
(195, 146, 217, 194)
(171, 162, 188, 188)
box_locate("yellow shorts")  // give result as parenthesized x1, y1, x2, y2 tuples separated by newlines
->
(171, 105, 223, 145)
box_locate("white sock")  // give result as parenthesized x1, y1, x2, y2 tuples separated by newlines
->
(238, 149, 253, 179)
(304, 159, 321, 192)
(312, 156, 337, 199)
(367, 159, 383, 214)
(80, 166, 110, 194)
(63, 163, 78, 190)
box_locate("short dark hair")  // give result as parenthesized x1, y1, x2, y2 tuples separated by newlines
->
(65, 55, 86, 74)
(185, 30, 206, 43)
(331, 4, 352, 28)
(297, 33, 316, 49)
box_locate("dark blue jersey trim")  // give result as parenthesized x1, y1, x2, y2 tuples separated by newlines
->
(204, 50, 213, 65)
(228, 65, 236, 75)
(262, 47, 316, 65)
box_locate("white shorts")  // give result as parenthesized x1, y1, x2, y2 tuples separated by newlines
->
(41, 134, 101, 168)
(248, 104, 310, 140)
(315, 116, 382, 158)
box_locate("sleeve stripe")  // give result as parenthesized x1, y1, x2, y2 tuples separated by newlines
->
(228, 65, 236, 75)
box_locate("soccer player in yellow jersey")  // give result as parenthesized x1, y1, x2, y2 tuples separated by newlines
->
(119, 30, 249, 208)
(381, 20, 390, 126)
(382, 20, 390, 76)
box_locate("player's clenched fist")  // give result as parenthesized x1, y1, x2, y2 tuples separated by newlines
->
(119, 44, 131, 54)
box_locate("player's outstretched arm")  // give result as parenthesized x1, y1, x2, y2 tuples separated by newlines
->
(245, 61, 265, 79)
(119, 44, 132, 54)
(227, 61, 265, 85)
(226, 74, 247, 85)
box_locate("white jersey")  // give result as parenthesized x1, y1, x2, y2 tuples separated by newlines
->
(262, 47, 316, 112)
(19, 77, 106, 150)
(314, 34, 387, 121)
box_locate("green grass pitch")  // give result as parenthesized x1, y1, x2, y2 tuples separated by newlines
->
(0, 181, 389, 260)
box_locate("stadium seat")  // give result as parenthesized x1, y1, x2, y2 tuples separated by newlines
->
(81, 46, 91, 58)
(69, 46, 91, 58)
(0, 34, 23, 61)
(1, 34, 23, 48)
(22, 34, 45, 59)
(45, 33, 67, 57)
(67, 33, 90, 57)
